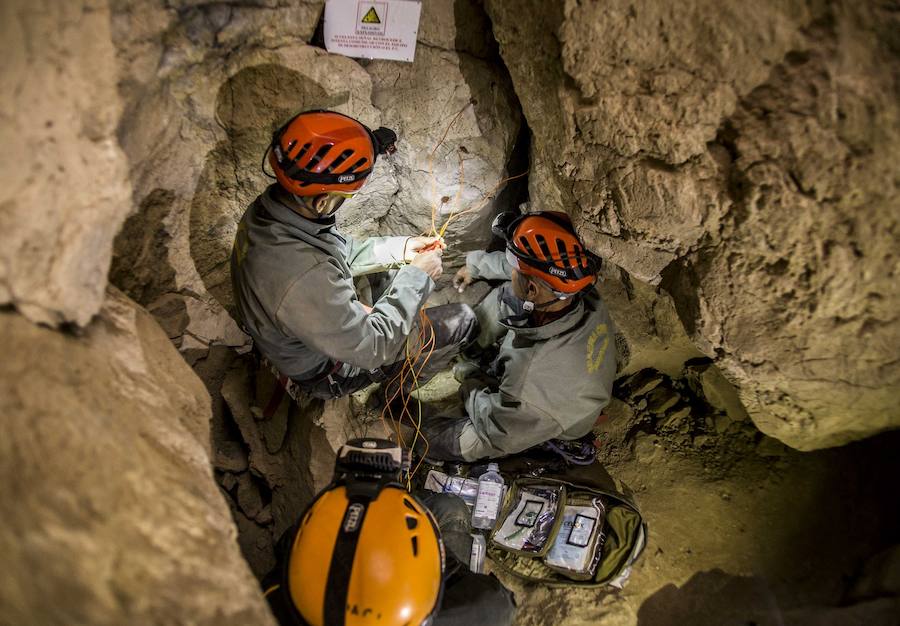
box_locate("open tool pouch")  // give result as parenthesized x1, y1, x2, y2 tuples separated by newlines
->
(486, 461, 647, 589)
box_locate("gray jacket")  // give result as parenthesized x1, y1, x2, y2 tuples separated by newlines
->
(426, 251, 617, 461)
(230, 185, 434, 380)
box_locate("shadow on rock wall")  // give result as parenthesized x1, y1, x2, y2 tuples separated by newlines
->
(189, 63, 343, 315)
(112, 189, 179, 308)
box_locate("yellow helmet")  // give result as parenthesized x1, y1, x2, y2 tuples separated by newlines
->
(285, 439, 445, 626)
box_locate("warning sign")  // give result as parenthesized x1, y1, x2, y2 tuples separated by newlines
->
(356, 3, 387, 35)
(324, 0, 422, 63)
(361, 7, 381, 24)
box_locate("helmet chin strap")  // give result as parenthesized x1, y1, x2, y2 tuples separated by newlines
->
(501, 288, 573, 327)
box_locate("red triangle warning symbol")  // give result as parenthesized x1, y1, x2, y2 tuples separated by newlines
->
(361, 7, 381, 24)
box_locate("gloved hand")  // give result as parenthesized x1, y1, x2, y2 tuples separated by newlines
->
(404, 236, 446, 262)
(410, 247, 444, 281)
(453, 266, 474, 293)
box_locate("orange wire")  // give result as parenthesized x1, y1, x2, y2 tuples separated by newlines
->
(378, 100, 519, 483)
(406, 311, 436, 481)
(428, 103, 472, 238)
(379, 308, 436, 485)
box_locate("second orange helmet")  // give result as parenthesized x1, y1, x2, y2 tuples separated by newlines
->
(492, 211, 602, 294)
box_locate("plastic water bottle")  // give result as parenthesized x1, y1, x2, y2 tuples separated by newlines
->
(469, 534, 486, 573)
(471, 463, 504, 529)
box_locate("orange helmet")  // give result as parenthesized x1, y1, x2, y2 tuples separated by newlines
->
(283, 439, 444, 626)
(268, 111, 397, 197)
(492, 211, 602, 294)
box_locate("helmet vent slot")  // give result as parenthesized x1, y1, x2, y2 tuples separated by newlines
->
(410, 535, 419, 556)
(556, 238, 571, 266)
(305, 143, 334, 170)
(572, 245, 584, 266)
(292, 142, 312, 164)
(345, 450, 396, 472)
(405, 515, 419, 530)
(402, 497, 418, 512)
(350, 157, 368, 172)
(327, 149, 355, 173)
(534, 234, 553, 259)
(518, 236, 537, 258)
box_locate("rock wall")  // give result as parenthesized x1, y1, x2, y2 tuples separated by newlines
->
(346, 0, 522, 262)
(484, 0, 900, 450)
(213, 362, 390, 577)
(0, 0, 131, 327)
(597, 266, 706, 378)
(107, 0, 521, 577)
(0, 3, 275, 622)
(0, 289, 273, 625)
(110, 0, 521, 358)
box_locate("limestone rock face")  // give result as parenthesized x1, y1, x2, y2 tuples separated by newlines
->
(0, 289, 273, 625)
(597, 267, 705, 379)
(485, 0, 900, 449)
(0, 0, 131, 327)
(339, 0, 522, 265)
(111, 0, 520, 354)
(111, 0, 341, 352)
(215, 359, 386, 576)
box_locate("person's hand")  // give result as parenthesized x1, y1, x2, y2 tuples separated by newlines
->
(410, 248, 443, 281)
(453, 266, 474, 293)
(405, 236, 446, 262)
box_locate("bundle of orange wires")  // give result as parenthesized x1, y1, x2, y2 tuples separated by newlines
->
(379, 101, 527, 488)
(380, 308, 436, 488)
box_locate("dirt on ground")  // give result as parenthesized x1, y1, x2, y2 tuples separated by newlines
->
(409, 366, 900, 626)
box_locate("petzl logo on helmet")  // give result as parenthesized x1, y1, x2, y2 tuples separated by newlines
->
(549, 267, 567, 278)
(343, 503, 365, 532)
(337, 173, 356, 183)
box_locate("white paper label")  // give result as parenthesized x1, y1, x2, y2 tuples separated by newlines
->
(474, 483, 502, 517)
(545, 506, 599, 572)
(324, 0, 422, 63)
(568, 514, 596, 547)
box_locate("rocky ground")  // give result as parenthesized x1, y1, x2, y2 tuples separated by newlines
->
(2, 0, 898, 624)
(407, 364, 900, 626)
(190, 275, 900, 625)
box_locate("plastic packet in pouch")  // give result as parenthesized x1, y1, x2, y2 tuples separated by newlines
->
(493, 485, 561, 552)
(544, 498, 606, 575)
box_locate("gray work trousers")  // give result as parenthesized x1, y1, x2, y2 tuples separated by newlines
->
(298, 302, 478, 400)
(422, 493, 517, 626)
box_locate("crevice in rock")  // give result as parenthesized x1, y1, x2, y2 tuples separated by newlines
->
(658, 256, 703, 341)
(309, 5, 326, 50)
(492, 113, 531, 219)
